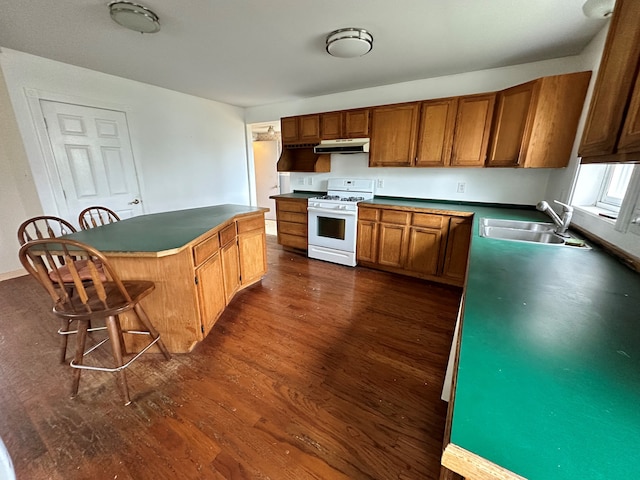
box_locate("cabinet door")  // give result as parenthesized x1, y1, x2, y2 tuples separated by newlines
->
(238, 229, 267, 285)
(344, 109, 370, 138)
(441, 217, 472, 283)
(415, 98, 457, 167)
(221, 240, 240, 304)
(579, 0, 640, 158)
(299, 114, 321, 143)
(486, 81, 536, 167)
(451, 93, 496, 167)
(321, 112, 342, 140)
(618, 73, 640, 152)
(377, 223, 407, 268)
(405, 227, 443, 276)
(357, 220, 378, 263)
(281, 117, 299, 144)
(369, 103, 420, 167)
(196, 252, 226, 337)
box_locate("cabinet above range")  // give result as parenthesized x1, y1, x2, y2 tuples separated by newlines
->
(276, 71, 591, 172)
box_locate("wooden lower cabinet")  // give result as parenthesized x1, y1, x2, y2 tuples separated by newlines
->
(196, 252, 226, 337)
(238, 227, 267, 285)
(274, 198, 308, 250)
(221, 238, 241, 304)
(357, 206, 472, 287)
(441, 217, 472, 283)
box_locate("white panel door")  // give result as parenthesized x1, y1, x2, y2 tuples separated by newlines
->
(40, 100, 143, 223)
(253, 140, 280, 220)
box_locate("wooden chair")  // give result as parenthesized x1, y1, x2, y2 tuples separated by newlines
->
(17, 215, 77, 245)
(78, 206, 121, 230)
(18, 215, 102, 363)
(19, 238, 171, 405)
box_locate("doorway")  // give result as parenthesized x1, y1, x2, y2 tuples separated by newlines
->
(39, 100, 143, 224)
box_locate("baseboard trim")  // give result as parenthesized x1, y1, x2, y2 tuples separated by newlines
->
(0, 268, 27, 282)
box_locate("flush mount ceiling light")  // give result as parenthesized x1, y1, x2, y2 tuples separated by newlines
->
(109, 1, 160, 33)
(582, 0, 615, 18)
(326, 28, 373, 58)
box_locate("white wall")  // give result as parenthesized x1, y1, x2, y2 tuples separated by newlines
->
(0, 48, 250, 218)
(0, 47, 252, 276)
(0, 65, 42, 279)
(245, 55, 587, 205)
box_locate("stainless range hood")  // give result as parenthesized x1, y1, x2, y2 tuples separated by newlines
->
(313, 138, 370, 154)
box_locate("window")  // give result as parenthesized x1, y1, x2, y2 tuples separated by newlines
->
(596, 163, 634, 211)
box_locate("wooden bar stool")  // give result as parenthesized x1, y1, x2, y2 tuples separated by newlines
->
(78, 206, 121, 230)
(17, 215, 105, 363)
(19, 238, 171, 405)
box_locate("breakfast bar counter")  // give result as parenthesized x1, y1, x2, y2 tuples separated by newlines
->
(63, 205, 269, 353)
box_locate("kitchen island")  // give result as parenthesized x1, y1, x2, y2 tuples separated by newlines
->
(358, 198, 640, 479)
(62, 204, 269, 353)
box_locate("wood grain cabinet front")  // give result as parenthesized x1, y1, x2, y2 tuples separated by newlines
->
(369, 103, 420, 167)
(237, 215, 267, 286)
(281, 114, 321, 145)
(195, 252, 226, 337)
(274, 198, 308, 250)
(579, 0, 640, 162)
(356, 206, 472, 287)
(321, 108, 370, 140)
(488, 72, 591, 168)
(450, 93, 496, 167)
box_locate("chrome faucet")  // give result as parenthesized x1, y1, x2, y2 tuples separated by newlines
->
(536, 200, 573, 236)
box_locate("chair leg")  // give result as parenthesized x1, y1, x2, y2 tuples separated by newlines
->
(105, 315, 131, 406)
(70, 320, 89, 398)
(59, 318, 72, 364)
(133, 304, 171, 361)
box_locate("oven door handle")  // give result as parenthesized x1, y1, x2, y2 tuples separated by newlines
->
(307, 206, 357, 217)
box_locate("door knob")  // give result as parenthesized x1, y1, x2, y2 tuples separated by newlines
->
(128, 199, 140, 205)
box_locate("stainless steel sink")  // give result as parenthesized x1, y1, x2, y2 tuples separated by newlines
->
(480, 218, 555, 232)
(479, 218, 590, 248)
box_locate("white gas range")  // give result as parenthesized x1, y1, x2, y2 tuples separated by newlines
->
(307, 178, 375, 267)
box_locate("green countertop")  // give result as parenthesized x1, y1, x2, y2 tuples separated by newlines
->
(269, 192, 321, 200)
(61, 204, 266, 255)
(362, 198, 640, 479)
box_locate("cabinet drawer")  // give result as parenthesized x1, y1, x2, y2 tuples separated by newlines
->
(278, 211, 307, 224)
(279, 233, 308, 250)
(279, 221, 307, 236)
(219, 223, 237, 246)
(412, 213, 447, 229)
(237, 215, 264, 234)
(277, 199, 308, 213)
(380, 209, 410, 225)
(358, 207, 379, 221)
(193, 234, 220, 266)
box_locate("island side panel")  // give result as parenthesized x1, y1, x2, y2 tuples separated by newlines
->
(108, 248, 202, 353)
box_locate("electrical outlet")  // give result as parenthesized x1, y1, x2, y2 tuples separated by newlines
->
(296, 177, 305, 186)
(306, 177, 313, 186)
(377, 179, 384, 188)
(457, 182, 466, 194)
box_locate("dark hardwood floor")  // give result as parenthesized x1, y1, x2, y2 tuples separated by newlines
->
(0, 236, 461, 479)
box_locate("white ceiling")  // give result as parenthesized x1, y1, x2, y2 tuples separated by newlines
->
(0, 0, 610, 108)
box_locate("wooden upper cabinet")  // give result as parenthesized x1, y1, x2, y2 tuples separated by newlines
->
(618, 73, 640, 152)
(369, 103, 420, 167)
(415, 98, 458, 167)
(281, 117, 299, 144)
(488, 72, 591, 168)
(344, 109, 370, 137)
(450, 93, 496, 167)
(486, 81, 536, 167)
(579, 0, 640, 162)
(281, 114, 321, 145)
(321, 112, 342, 140)
(320, 108, 370, 140)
